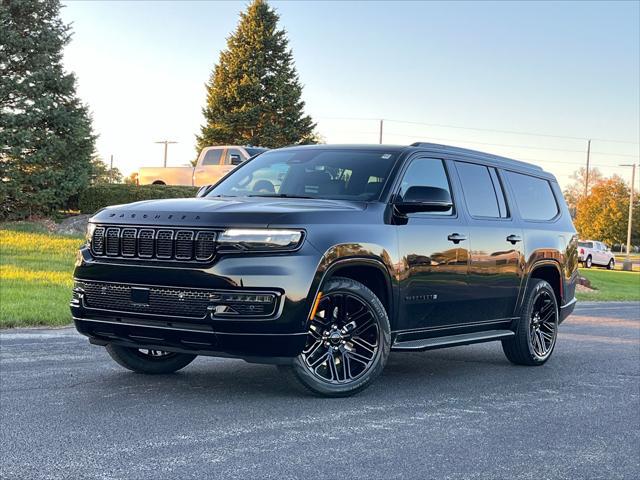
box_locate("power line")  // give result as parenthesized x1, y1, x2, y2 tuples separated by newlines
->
(316, 116, 640, 146)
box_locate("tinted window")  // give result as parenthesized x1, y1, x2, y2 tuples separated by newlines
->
(578, 241, 593, 248)
(202, 149, 223, 166)
(398, 158, 453, 215)
(456, 162, 507, 218)
(505, 172, 558, 221)
(225, 148, 244, 165)
(208, 149, 398, 200)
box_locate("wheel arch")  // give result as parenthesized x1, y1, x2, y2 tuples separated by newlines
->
(313, 257, 395, 327)
(524, 260, 564, 308)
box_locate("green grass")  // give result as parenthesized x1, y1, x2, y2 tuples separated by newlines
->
(1, 224, 84, 328)
(577, 268, 640, 302)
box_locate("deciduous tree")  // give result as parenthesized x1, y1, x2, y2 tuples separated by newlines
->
(574, 175, 639, 246)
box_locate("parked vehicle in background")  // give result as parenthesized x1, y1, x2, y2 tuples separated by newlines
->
(138, 146, 268, 187)
(578, 240, 615, 269)
(72, 143, 579, 397)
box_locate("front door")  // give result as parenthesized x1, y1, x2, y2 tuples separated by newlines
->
(453, 161, 525, 323)
(194, 148, 235, 186)
(395, 157, 471, 331)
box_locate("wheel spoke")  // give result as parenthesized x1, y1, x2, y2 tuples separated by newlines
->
(350, 337, 377, 355)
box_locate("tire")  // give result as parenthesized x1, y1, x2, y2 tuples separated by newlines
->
(279, 276, 391, 397)
(607, 258, 615, 270)
(584, 256, 592, 268)
(105, 344, 196, 374)
(502, 279, 559, 366)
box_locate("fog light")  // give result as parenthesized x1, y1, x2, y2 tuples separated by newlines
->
(208, 291, 279, 318)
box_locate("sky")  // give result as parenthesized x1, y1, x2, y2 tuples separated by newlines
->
(60, 1, 640, 188)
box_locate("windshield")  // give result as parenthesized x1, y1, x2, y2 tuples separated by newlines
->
(578, 241, 593, 248)
(207, 149, 399, 201)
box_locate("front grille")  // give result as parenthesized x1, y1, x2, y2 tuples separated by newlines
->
(90, 225, 217, 262)
(79, 281, 213, 318)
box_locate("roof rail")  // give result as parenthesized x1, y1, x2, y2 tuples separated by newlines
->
(409, 141, 543, 172)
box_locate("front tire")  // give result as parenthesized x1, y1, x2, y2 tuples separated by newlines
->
(280, 277, 391, 397)
(502, 279, 558, 366)
(106, 344, 196, 374)
(607, 258, 615, 270)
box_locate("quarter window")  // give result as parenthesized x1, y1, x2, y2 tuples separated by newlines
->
(399, 158, 453, 215)
(505, 172, 558, 221)
(455, 162, 508, 218)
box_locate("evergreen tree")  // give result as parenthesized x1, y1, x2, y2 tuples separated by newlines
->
(196, 0, 316, 151)
(0, 0, 95, 219)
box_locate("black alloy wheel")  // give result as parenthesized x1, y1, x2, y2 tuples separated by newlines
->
(281, 277, 390, 397)
(502, 279, 559, 366)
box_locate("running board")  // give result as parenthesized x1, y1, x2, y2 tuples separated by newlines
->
(392, 329, 515, 352)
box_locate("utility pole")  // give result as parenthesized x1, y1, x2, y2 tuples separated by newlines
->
(584, 139, 591, 197)
(620, 163, 636, 271)
(109, 154, 114, 184)
(154, 140, 178, 168)
(378, 119, 384, 145)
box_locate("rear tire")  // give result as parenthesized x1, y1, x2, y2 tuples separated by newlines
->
(502, 279, 558, 366)
(584, 255, 592, 268)
(279, 276, 390, 397)
(106, 344, 196, 374)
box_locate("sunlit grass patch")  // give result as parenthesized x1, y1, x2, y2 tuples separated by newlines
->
(1, 225, 83, 328)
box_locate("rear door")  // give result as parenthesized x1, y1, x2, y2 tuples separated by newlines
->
(453, 161, 525, 323)
(395, 156, 472, 331)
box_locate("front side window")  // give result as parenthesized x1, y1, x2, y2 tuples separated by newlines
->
(455, 162, 508, 218)
(225, 148, 244, 165)
(505, 171, 558, 221)
(208, 149, 398, 201)
(398, 158, 453, 215)
(202, 149, 223, 166)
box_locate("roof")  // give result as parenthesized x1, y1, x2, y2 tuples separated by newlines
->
(277, 143, 551, 178)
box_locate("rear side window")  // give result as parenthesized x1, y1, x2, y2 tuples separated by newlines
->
(202, 149, 223, 166)
(505, 172, 558, 221)
(455, 162, 508, 218)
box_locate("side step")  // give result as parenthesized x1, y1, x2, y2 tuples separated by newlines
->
(392, 329, 515, 352)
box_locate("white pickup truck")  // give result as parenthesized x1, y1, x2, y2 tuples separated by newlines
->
(138, 146, 267, 187)
(578, 240, 616, 269)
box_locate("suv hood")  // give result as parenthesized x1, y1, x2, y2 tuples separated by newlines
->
(91, 197, 369, 228)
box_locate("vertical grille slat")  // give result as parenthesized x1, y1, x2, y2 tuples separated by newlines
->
(121, 228, 137, 257)
(89, 225, 217, 263)
(92, 227, 105, 255)
(195, 231, 216, 261)
(175, 231, 194, 260)
(138, 229, 155, 258)
(156, 230, 174, 259)
(105, 228, 120, 256)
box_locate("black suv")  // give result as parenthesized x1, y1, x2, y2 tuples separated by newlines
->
(71, 143, 578, 397)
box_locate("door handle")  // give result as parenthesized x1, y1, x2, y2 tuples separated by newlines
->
(447, 233, 467, 244)
(506, 234, 522, 244)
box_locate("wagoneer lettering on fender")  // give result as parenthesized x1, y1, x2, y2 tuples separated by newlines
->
(71, 143, 578, 397)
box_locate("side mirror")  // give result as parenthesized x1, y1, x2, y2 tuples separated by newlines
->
(394, 186, 453, 214)
(196, 185, 212, 198)
(230, 154, 243, 165)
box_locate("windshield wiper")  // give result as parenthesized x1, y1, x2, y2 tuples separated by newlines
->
(247, 193, 314, 199)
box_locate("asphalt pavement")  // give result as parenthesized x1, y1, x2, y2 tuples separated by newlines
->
(1, 302, 639, 480)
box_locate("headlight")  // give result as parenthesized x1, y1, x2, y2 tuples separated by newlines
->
(217, 229, 303, 252)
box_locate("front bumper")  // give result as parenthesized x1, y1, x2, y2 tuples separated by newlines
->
(71, 244, 322, 361)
